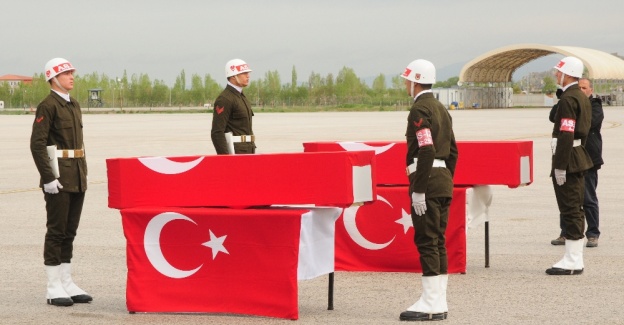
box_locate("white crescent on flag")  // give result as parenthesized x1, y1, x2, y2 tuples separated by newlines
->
(343, 195, 395, 250)
(138, 156, 204, 175)
(337, 142, 395, 155)
(144, 212, 203, 279)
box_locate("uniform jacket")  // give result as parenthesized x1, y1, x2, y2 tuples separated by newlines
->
(405, 92, 458, 198)
(210, 85, 255, 154)
(551, 84, 593, 173)
(585, 95, 604, 169)
(549, 95, 604, 169)
(30, 91, 87, 192)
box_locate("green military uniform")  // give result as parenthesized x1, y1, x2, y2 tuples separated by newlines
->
(30, 91, 88, 266)
(210, 84, 255, 154)
(405, 91, 458, 276)
(551, 83, 593, 240)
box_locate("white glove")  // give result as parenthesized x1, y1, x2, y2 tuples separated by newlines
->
(411, 192, 427, 216)
(554, 169, 566, 186)
(43, 179, 63, 194)
(550, 138, 557, 155)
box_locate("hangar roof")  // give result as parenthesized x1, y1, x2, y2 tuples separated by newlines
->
(459, 43, 624, 84)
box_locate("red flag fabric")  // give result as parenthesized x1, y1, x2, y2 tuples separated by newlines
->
(120, 206, 339, 319)
(303, 141, 533, 188)
(108, 151, 376, 209)
(304, 141, 406, 185)
(335, 186, 467, 273)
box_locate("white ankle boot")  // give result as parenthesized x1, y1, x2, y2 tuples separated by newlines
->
(439, 274, 448, 318)
(60, 263, 93, 303)
(46, 265, 73, 306)
(546, 239, 584, 275)
(400, 276, 445, 321)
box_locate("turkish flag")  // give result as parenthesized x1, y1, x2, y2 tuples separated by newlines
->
(335, 186, 467, 273)
(120, 206, 339, 319)
(107, 151, 376, 209)
(303, 141, 406, 185)
(303, 141, 533, 188)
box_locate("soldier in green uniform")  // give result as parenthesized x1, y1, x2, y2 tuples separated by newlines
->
(30, 58, 92, 306)
(546, 56, 594, 275)
(211, 58, 255, 154)
(399, 59, 458, 321)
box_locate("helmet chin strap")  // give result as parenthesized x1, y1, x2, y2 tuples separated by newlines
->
(410, 81, 415, 98)
(53, 77, 68, 94)
(233, 74, 242, 87)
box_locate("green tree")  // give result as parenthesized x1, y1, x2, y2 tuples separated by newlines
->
(172, 70, 187, 106)
(335, 67, 366, 104)
(542, 76, 557, 94)
(263, 70, 281, 106)
(204, 74, 221, 104)
(291, 66, 298, 90)
(189, 74, 205, 106)
(137, 74, 153, 106)
(372, 74, 387, 93)
(152, 79, 169, 106)
(434, 76, 459, 88)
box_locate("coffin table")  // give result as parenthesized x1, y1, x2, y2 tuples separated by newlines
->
(335, 186, 493, 273)
(120, 206, 341, 320)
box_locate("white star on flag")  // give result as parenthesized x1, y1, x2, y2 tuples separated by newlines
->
(202, 230, 229, 259)
(395, 208, 413, 234)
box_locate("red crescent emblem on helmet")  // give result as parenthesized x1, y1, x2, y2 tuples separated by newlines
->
(415, 73, 421, 80)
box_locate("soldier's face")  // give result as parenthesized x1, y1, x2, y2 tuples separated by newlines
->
(554, 70, 563, 86)
(232, 72, 250, 88)
(404, 79, 412, 95)
(55, 71, 75, 91)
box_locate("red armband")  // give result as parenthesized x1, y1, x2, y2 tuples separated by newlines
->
(416, 128, 433, 147)
(560, 118, 575, 132)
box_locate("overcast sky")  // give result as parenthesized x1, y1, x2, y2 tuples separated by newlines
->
(2, 0, 623, 86)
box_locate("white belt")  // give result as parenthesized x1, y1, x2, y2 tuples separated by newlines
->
(406, 159, 446, 176)
(573, 139, 581, 147)
(231, 135, 255, 143)
(57, 149, 85, 158)
(551, 138, 581, 155)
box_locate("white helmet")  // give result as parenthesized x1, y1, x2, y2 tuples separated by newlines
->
(225, 59, 252, 78)
(45, 58, 75, 81)
(554, 56, 583, 78)
(400, 59, 436, 84)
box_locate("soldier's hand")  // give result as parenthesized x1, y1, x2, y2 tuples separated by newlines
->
(411, 192, 427, 216)
(43, 179, 63, 194)
(554, 169, 566, 186)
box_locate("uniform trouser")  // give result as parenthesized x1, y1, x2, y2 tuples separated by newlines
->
(234, 142, 256, 154)
(583, 168, 600, 238)
(552, 171, 585, 240)
(43, 191, 85, 266)
(558, 168, 599, 238)
(411, 197, 451, 276)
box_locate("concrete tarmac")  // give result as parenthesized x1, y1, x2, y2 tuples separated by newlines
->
(1, 108, 624, 324)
